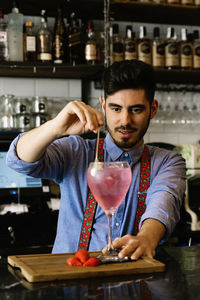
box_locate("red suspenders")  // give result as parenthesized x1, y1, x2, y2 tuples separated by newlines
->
(78, 139, 150, 250)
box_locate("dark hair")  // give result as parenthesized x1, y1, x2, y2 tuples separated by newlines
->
(102, 60, 156, 104)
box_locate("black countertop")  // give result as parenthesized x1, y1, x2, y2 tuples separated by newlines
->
(0, 246, 200, 300)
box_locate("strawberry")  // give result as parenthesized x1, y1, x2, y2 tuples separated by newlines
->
(75, 249, 90, 264)
(66, 256, 83, 266)
(83, 257, 100, 266)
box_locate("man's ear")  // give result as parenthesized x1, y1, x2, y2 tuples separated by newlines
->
(150, 99, 158, 119)
(100, 96, 106, 114)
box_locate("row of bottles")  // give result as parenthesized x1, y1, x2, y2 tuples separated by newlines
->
(0, 3, 101, 65)
(137, 0, 200, 5)
(110, 24, 200, 70)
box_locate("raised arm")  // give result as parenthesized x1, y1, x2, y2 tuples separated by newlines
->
(16, 101, 104, 163)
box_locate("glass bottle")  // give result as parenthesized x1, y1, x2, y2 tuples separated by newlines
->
(23, 21, 36, 62)
(85, 20, 97, 65)
(0, 8, 8, 61)
(180, 28, 192, 70)
(152, 27, 165, 68)
(124, 25, 137, 61)
(37, 10, 52, 62)
(68, 12, 83, 65)
(53, 7, 66, 64)
(112, 23, 124, 63)
(7, 1, 23, 62)
(165, 27, 179, 69)
(193, 30, 200, 70)
(137, 26, 151, 65)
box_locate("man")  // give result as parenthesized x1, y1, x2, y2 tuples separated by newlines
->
(6, 60, 186, 260)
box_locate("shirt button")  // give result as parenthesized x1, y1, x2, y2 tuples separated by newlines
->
(115, 222, 119, 227)
(124, 153, 128, 157)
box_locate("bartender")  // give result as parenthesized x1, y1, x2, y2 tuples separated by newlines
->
(6, 60, 186, 260)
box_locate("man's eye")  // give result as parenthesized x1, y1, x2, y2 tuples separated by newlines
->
(131, 108, 143, 113)
(112, 107, 120, 112)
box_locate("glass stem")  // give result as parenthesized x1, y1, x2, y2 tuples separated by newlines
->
(106, 213, 113, 252)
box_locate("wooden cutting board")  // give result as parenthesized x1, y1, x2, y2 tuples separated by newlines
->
(8, 252, 165, 283)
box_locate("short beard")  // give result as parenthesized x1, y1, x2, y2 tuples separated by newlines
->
(104, 114, 151, 150)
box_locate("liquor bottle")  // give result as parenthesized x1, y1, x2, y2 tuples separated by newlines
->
(124, 25, 137, 61)
(85, 20, 97, 65)
(23, 21, 36, 62)
(180, 28, 192, 70)
(53, 7, 66, 64)
(37, 10, 52, 62)
(68, 12, 83, 65)
(137, 26, 151, 65)
(0, 8, 8, 61)
(112, 23, 124, 63)
(152, 27, 165, 68)
(165, 27, 179, 69)
(7, 1, 23, 62)
(193, 30, 200, 70)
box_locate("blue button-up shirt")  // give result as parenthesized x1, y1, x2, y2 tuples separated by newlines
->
(6, 133, 186, 253)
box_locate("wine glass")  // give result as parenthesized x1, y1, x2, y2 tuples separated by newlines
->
(87, 161, 132, 262)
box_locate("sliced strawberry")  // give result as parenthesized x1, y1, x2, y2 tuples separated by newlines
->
(75, 249, 90, 263)
(83, 257, 100, 266)
(66, 256, 83, 266)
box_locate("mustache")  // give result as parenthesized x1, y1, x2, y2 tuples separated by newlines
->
(115, 125, 136, 131)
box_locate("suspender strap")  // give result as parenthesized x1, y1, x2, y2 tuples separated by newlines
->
(133, 145, 151, 235)
(78, 138, 104, 250)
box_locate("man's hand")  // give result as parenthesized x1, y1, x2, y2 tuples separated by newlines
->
(52, 101, 104, 138)
(102, 219, 166, 260)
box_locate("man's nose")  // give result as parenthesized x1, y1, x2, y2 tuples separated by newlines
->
(121, 110, 132, 125)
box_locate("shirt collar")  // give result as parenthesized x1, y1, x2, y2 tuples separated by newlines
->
(104, 133, 144, 165)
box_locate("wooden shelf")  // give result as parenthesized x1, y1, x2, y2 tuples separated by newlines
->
(0, 63, 104, 80)
(1, 0, 104, 19)
(111, 0, 200, 25)
(0, 63, 200, 84)
(2, 0, 200, 25)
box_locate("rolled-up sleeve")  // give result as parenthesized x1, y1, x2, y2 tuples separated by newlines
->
(140, 149, 186, 239)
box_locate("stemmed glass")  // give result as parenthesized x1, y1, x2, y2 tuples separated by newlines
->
(87, 161, 132, 262)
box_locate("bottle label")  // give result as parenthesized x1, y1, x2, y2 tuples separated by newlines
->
(38, 53, 52, 60)
(180, 44, 192, 68)
(138, 42, 151, 64)
(85, 44, 97, 60)
(181, 0, 193, 4)
(54, 35, 64, 60)
(26, 36, 36, 52)
(124, 41, 137, 60)
(0, 31, 7, 43)
(152, 44, 165, 67)
(165, 43, 179, 67)
(193, 46, 200, 68)
(113, 42, 124, 62)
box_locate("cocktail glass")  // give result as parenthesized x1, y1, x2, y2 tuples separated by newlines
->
(87, 161, 132, 262)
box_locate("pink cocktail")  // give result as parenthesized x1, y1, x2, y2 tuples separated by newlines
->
(87, 161, 132, 262)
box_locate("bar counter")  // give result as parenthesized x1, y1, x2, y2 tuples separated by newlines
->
(0, 246, 200, 300)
